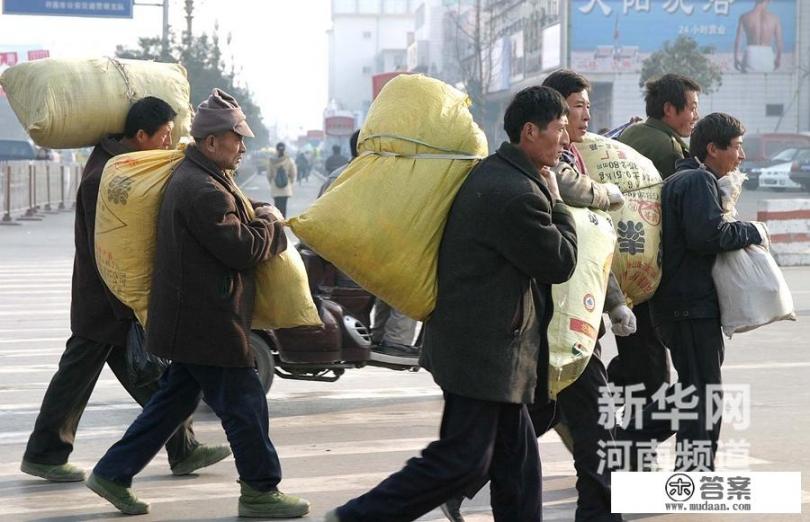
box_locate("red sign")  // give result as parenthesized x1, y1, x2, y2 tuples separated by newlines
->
(372, 72, 410, 100)
(27, 50, 50, 61)
(306, 129, 325, 140)
(0, 52, 19, 67)
(324, 116, 355, 137)
(323, 116, 354, 136)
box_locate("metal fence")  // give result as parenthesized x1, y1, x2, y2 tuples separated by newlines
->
(0, 161, 82, 224)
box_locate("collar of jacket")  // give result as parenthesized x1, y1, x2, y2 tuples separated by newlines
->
(675, 156, 724, 179)
(495, 141, 547, 189)
(644, 117, 690, 155)
(99, 134, 134, 157)
(184, 145, 251, 218)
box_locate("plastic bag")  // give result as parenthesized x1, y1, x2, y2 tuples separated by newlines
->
(712, 169, 795, 337)
(578, 132, 663, 306)
(95, 148, 321, 329)
(287, 74, 487, 320)
(125, 321, 168, 387)
(0, 57, 191, 149)
(548, 207, 617, 397)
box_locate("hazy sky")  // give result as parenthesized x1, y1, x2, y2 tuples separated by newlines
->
(0, 0, 332, 138)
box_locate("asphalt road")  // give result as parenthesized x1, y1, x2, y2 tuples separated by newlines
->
(0, 171, 807, 521)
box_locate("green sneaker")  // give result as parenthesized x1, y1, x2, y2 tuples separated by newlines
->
(238, 482, 310, 518)
(20, 459, 86, 482)
(85, 472, 149, 515)
(171, 444, 232, 476)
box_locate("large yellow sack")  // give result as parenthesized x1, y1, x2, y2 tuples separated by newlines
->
(579, 133, 663, 306)
(0, 57, 191, 149)
(95, 148, 320, 329)
(287, 74, 487, 320)
(548, 207, 616, 398)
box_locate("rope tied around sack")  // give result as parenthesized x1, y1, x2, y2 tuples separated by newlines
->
(359, 133, 485, 160)
(108, 57, 138, 104)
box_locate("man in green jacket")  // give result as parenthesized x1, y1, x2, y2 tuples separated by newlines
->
(611, 73, 701, 418)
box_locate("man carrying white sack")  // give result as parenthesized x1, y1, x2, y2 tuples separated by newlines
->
(85, 89, 309, 518)
(618, 113, 767, 472)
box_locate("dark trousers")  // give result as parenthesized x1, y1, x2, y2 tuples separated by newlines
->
(529, 344, 622, 522)
(24, 335, 197, 467)
(93, 362, 282, 491)
(273, 196, 289, 217)
(618, 319, 725, 471)
(609, 302, 671, 400)
(337, 391, 542, 522)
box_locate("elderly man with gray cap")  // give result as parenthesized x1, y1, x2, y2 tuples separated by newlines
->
(85, 89, 309, 519)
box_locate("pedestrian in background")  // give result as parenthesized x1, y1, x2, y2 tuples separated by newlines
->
(268, 141, 297, 216)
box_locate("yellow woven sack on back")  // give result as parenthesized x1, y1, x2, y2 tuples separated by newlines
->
(578, 133, 663, 306)
(287, 74, 488, 320)
(548, 207, 616, 398)
(95, 149, 185, 326)
(0, 57, 191, 149)
(230, 188, 322, 330)
(96, 149, 320, 329)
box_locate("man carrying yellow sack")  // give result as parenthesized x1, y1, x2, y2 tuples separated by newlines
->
(86, 89, 310, 518)
(21, 97, 229, 483)
(326, 85, 578, 522)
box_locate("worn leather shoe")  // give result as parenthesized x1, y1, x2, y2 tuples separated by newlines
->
(238, 481, 310, 518)
(20, 459, 86, 482)
(171, 444, 232, 476)
(85, 472, 149, 515)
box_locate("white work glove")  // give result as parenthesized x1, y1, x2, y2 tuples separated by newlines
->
(609, 304, 637, 337)
(605, 183, 625, 210)
(752, 221, 770, 251)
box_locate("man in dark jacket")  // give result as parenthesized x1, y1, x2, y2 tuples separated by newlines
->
(85, 89, 310, 518)
(619, 113, 765, 471)
(325, 86, 578, 522)
(610, 74, 702, 405)
(21, 97, 228, 483)
(324, 143, 349, 174)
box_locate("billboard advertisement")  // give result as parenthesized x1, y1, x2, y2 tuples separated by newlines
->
(570, 0, 797, 74)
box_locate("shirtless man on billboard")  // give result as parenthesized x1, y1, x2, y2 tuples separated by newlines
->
(734, 0, 784, 73)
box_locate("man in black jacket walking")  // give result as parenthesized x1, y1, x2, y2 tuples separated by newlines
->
(325, 86, 578, 522)
(620, 113, 765, 471)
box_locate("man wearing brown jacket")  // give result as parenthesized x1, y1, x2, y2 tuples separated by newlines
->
(21, 97, 228, 483)
(85, 89, 309, 518)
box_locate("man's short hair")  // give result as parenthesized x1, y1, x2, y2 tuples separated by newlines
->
(503, 86, 568, 143)
(124, 96, 177, 138)
(349, 130, 360, 158)
(542, 69, 591, 99)
(644, 74, 701, 119)
(690, 113, 745, 162)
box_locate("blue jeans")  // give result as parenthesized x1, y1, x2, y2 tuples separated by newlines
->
(94, 362, 282, 491)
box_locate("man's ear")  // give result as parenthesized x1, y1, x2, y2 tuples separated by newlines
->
(521, 121, 535, 143)
(135, 129, 148, 144)
(706, 142, 718, 159)
(663, 101, 677, 119)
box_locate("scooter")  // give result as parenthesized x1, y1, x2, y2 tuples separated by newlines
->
(249, 247, 420, 393)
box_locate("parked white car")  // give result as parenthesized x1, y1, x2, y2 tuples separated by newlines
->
(758, 161, 803, 190)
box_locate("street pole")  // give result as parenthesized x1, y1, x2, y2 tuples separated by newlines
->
(162, 0, 170, 58)
(134, 0, 171, 58)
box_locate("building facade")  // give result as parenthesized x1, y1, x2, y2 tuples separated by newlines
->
(400, 0, 810, 148)
(327, 0, 416, 123)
